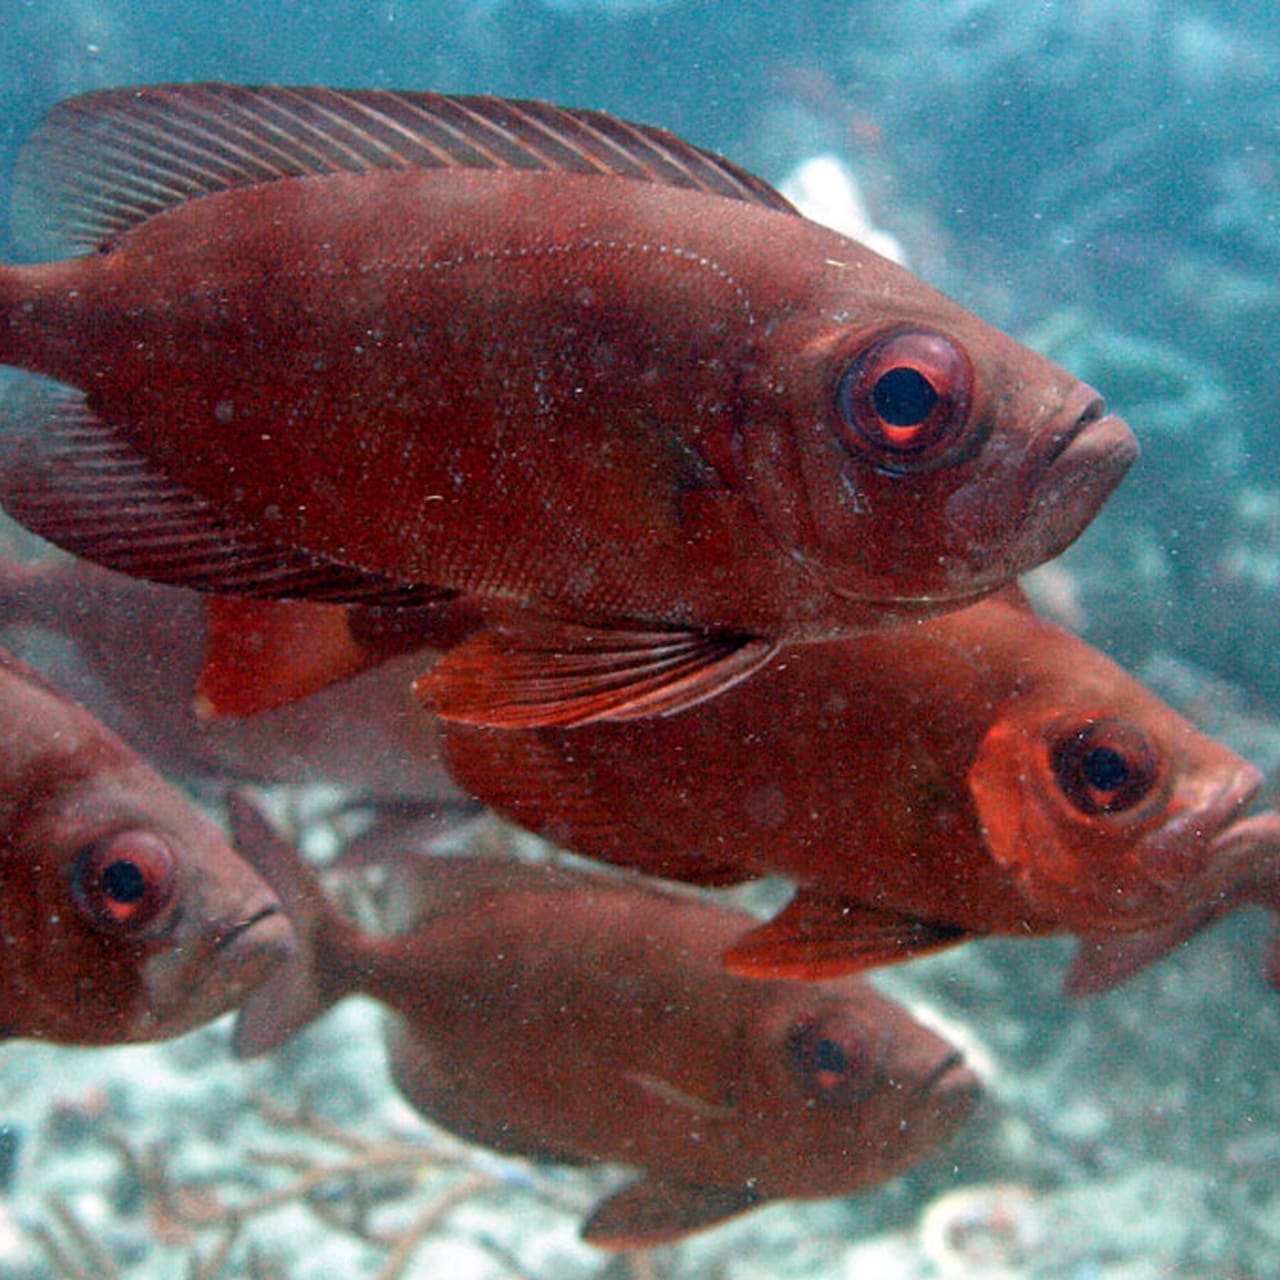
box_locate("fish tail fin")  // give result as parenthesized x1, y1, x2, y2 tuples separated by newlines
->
(227, 792, 355, 1057)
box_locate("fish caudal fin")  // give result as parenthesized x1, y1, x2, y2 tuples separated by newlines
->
(418, 620, 777, 727)
(227, 793, 349, 1057)
(582, 1178, 763, 1249)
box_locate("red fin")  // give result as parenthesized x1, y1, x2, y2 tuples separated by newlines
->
(418, 622, 777, 727)
(721, 890, 971, 979)
(196, 598, 376, 719)
(582, 1178, 763, 1249)
(1063, 926, 1202, 996)
(0, 375, 448, 605)
(17, 84, 794, 257)
(227, 793, 339, 1057)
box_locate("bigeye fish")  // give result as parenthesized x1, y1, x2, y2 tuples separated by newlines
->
(0, 647, 294, 1044)
(441, 587, 1263, 989)
(229, 796, 980, 1248)
(0, 84, 1135, 727)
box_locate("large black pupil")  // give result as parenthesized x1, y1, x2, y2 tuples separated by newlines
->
(873, 367, 938, 427)
(813, 1037, 848, 1075)
(1082, 746, 1129, 792)
(101, 860, 147, 904)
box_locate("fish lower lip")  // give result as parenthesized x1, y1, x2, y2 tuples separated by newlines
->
(217, 901, 283, 949)
(919, 1049, 968, 1095)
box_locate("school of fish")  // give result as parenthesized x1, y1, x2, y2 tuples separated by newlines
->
(0, 82, 1276, 1251)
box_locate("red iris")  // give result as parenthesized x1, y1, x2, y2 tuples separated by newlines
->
(72, 830, 177, 933)
(835, 330, 974, 471)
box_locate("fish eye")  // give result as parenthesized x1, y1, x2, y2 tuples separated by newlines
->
(1050, 719, 1161, 816)
(835, 330, 974, 471)
(72, 831, 177, 933)
(787, 1018, 871, 1102)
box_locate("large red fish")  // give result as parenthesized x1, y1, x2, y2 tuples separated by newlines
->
(229, 797, 980, 1248)
(0, 84, 1136, 726)
(0, 648, 294, 1044)
(441, 587, 1265, 987)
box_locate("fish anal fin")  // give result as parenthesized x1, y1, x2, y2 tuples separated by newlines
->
(582, 1177, 763, 1250)
(0, 374, 446, 606)
(418, 622, 776, 728)
(18, 84, 795, 258)
(721, 890, 971, 979)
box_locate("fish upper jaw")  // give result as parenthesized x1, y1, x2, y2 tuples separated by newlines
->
(1009, 387, 1138, 570)
(1135, 762, 1263, 897)
(139, 895, 296, 1037)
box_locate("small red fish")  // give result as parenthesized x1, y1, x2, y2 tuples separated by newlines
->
(0, 84, 1135, 726)
(441, 587, 1263, 986)
(229, 797, 981, 1248)
(0, 553, 472, 805)
(0, 648, 294, 1043)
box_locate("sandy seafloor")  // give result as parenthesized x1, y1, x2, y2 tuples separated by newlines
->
(5, 0, 1280, 1275)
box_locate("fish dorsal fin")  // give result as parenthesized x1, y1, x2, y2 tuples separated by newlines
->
(418, 620, 777, 727)
(0, 375, 446, 606)
(16, 83, 796, 257)
(582, 1177, 763, 1249)
(721, 889, 971, 979)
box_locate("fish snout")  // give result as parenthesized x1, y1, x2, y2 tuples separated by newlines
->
(1138, 761, 1263, 893)
(1008, 386, 1137, 574)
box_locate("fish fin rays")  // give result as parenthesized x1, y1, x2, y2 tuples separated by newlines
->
(16, 84, 795, 257)
(722, 890, 971, 979)
(418, 621, 777, 727)
(0, 374, 448, 605)
(583, 1177, 763, 1249)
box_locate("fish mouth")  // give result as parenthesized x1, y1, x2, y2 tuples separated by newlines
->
(1138, 764, 1263, 894)
(919, 1049, 982, 1106)
(217, 900, 288, 950)
(1013, 390, 1138, 566)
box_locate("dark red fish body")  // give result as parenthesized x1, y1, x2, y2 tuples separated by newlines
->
(441, 588, 1264, 981)
(0, 86, 1136, 724)
(231, 799, 980, 1247)
(0, 649, 294, 1043)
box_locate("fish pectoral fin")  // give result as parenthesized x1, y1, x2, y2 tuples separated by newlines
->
(1065, 918, 1213, 996)
(417, 622, 777, 727)
(582, 1178, 764, 1249)
(0, 375, 448, 606)
(721, 891, 971, 979)
(196, 597, 376, 719)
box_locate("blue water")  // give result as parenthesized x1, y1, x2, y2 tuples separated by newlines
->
(3, 1, 1280, 1275)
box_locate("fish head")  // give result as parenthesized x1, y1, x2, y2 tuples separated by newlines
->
(732, 243, 1137, 612)
(0, 757, 293, 1045)
(968, 657, 1261, 932)
(738, 983, 980, 1198)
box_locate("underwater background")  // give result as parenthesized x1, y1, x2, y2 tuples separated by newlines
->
(3, 0, 1280, 1275)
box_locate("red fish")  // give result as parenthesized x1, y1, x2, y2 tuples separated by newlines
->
(0, 648, 294, 1043)
(229, 797, 981, 1248)
(0, 84, 1136, 726)
(441, 587, 1263, 987)
(0, 553, 472, 805)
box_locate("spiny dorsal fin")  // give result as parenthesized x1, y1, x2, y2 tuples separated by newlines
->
(16, 84, 797, 257)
